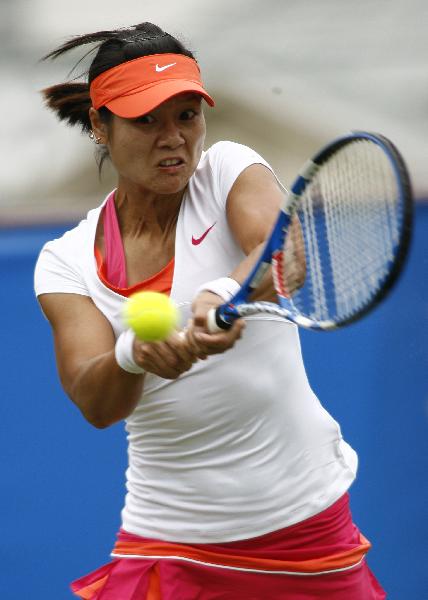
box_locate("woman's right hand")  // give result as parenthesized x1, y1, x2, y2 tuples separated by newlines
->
(132, 331, 199, 379)
(185, 291, 246, 358)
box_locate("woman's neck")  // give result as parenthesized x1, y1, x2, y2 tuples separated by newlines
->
(114, 182, 185, 238)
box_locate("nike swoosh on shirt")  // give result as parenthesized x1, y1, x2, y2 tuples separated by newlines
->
(192, 222, 217, 246)
(155, 63, 177, 72)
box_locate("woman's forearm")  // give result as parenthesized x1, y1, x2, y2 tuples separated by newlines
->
(69, 350, 144, 428)
(230, 216, 306, 301)
(230, 242, 277, 302)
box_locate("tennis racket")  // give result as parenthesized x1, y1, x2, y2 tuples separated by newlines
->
(207, 131, 413, 332)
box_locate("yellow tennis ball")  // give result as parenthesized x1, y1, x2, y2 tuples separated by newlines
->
(123, 291, 178, 342)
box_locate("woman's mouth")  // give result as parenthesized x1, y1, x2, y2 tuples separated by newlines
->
(158, 158, 185, 170)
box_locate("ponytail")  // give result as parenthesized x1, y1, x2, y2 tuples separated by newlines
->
(41, 82, 92, 132)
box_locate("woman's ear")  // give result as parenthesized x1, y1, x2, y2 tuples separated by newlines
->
(89, 107, 108, 144)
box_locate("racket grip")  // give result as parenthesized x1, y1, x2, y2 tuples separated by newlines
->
(207, 307, 233, 333)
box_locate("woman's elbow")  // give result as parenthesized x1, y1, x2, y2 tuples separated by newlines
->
(79, 405, 118, 429)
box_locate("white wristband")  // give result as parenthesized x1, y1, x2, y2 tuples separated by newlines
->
(114, 329, 146, 375)
(194, 277, 240, 303)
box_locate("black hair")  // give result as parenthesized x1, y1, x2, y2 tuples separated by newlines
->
(41, 22, 195, 132)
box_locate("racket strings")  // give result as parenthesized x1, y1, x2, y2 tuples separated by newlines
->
(279, 140, 403, 323)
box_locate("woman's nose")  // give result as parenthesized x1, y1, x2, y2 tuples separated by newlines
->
(158, 120, 185, 148)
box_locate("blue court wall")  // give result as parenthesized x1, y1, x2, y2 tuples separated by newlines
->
(1, 205, 427, 600)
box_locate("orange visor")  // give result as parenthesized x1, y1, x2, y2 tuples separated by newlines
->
(89, 53, 215, 118)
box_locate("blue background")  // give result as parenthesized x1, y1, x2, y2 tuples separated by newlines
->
(1, 205, 427, 599)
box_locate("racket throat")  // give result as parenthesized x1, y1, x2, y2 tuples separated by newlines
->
(248, 261, 270, 290)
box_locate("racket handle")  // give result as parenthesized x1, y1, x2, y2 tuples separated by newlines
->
(207, 307, 233, 333)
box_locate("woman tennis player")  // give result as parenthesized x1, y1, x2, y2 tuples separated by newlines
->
(34, 22, 386, 599)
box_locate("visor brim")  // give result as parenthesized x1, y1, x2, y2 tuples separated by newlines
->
(105, 80, 215, 118)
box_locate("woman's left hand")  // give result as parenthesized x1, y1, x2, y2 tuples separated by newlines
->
(185, 291, 245, 357)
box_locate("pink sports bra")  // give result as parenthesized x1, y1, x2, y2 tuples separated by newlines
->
(95, 191, 174, 297)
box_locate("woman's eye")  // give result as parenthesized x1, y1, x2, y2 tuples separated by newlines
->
(180, 109, 198, 120)
(135, 114, 155, 124)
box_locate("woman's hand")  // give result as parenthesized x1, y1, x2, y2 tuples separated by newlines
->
(130, 290, 245, 379)
(132, 330, 199, 379)
(186, 291, 245, 357)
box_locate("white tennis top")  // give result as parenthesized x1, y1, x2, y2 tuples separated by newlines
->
(34, 141, 358, 543)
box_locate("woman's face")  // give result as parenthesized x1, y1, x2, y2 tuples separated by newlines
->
(101, 93, 206, 196)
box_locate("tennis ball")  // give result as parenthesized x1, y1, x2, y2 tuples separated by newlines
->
(123, 291, 179, 342)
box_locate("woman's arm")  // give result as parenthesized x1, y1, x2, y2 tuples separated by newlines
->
(228, 163, 306, 298)
(39, 293, 197, 428)
(227, 163, 283, 300)
(188, 163, 305, 351)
